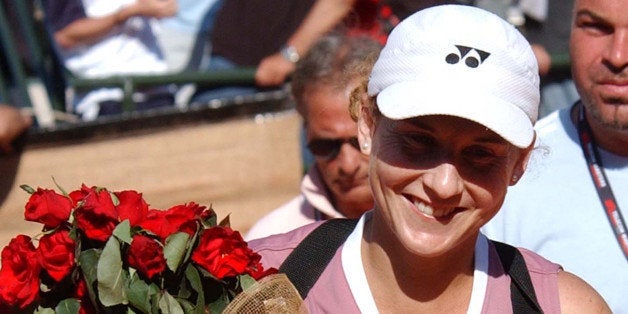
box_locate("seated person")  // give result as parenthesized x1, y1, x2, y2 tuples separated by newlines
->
(155, 0, 221, 71)
(245, 34, 381, 240)
(191, 0, 395, 104)
(41, 0, 178, 120)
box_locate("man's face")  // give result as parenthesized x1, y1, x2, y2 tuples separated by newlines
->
(303, 84, 373, 217)
(570, 0, 628, 131)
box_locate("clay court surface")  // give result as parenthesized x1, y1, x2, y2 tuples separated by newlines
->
(0, 109, 303, 248)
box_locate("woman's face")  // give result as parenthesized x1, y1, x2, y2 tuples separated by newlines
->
(358, 112, 530, 257)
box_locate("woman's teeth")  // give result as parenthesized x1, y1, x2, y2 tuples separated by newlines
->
(415, 201, 456, 218)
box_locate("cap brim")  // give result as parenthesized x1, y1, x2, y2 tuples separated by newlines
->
(376, 80, 534, 148)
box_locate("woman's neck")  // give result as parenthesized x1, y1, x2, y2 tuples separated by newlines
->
(361, 218, 476, 312)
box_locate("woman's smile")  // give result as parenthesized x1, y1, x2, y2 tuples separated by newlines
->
(405, 194, 465, 221)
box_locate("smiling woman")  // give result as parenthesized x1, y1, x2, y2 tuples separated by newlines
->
(246, 4, 611, 313)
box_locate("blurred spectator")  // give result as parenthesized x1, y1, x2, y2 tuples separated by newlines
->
(191, 0, 397, 104)
(41, 0, 178, 120)
(482, 0, 627, 311)
(155, 0, 221, 71)
(190, 0, 320, 103)
(245, 34, 381, 240)
(253, 0, 399, 88)
(253, 0, 459, 89)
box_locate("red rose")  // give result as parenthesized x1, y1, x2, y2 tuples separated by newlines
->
(68, 184, 90, 204)
(191, 227, 263, 280)
(24, 188, 72, 228)
(37, 230, 76, 282)
(114, 190, 148, 226)
(74, 186, 118, 241)
(248, 264, 278, 281)
(127, 235, 167, 280)
(140, 203, 206, 241)
(74, 275, 88, 299)
(73, 275, 96, 314)
(0, 235, 41, 309)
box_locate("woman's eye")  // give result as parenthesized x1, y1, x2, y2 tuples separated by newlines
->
(464, 146, 498, 164)
(402, 134, 435, 149)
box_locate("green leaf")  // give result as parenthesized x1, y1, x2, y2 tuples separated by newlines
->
(69, 226, 79, 242)
(184, 264, 205, 314)
(239, 274, 257, 291)
(20, 184, 35, 194)
(126, 272, 159, 314)
(34, 306, 56, 314)
(202, 206, 217, 228)
(113, 219, 133, 244)
(176, 298, 196, 313)
(78, 249, 101, 304)
(110, 191, 120, 206)
(164, 232, 190, 272)
(207, 287, 230, 314)
(158, 291, 184, 314)
(177, 280, 192, 300)
(182, 230, 199, 267)
(218, 214, 231, 228)
(150, 290, 161, 314)
(54, 298, 81, 314)
(98, 236, 128, 306)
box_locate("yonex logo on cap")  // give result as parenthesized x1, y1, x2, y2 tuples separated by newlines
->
(445, 45, 490, 68)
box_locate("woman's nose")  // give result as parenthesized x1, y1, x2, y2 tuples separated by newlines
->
(422, 162, 464, 200)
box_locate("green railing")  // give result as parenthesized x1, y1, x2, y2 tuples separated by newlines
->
(0, 2, 32, 107)
(70, 68, 258, 112)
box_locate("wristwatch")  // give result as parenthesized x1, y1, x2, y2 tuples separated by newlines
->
(280, 45, 300, 63)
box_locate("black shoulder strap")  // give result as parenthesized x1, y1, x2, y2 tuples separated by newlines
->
(279, 218, 358, 299)
(492, 240, 544, 314)
(280, 221, 544, 314)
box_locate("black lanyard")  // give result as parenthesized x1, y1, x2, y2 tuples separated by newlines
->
(576, 102, 628, 261)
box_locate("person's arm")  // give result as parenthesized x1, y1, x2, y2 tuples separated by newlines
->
(254, 0, 357, 87)
(556, 270, 611, 313)
(52, 0, 177, 50)
(0, 105, 32, 153)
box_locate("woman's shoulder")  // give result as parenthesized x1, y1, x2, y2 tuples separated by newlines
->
(556, 271, 611, 313)
(497, 245, 610, 313)
(516, 246, 562, 274)
(248, 221, 326, 269)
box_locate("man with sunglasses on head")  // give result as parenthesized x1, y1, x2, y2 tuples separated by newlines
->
(245, 34, 381, 240)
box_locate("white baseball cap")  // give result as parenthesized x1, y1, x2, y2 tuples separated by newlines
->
(368, 5, 539, 148)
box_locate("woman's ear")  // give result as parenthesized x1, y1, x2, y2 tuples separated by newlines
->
(510, 133, 536, 186)
(357, 102, 375, 155)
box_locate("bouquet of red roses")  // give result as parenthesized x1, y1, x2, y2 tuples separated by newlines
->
(0, 183, 277, 313)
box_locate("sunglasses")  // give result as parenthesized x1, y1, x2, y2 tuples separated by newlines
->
(307, 137, 360, 160)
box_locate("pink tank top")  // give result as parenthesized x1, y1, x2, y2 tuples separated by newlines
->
(249, 221, 562, 313)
